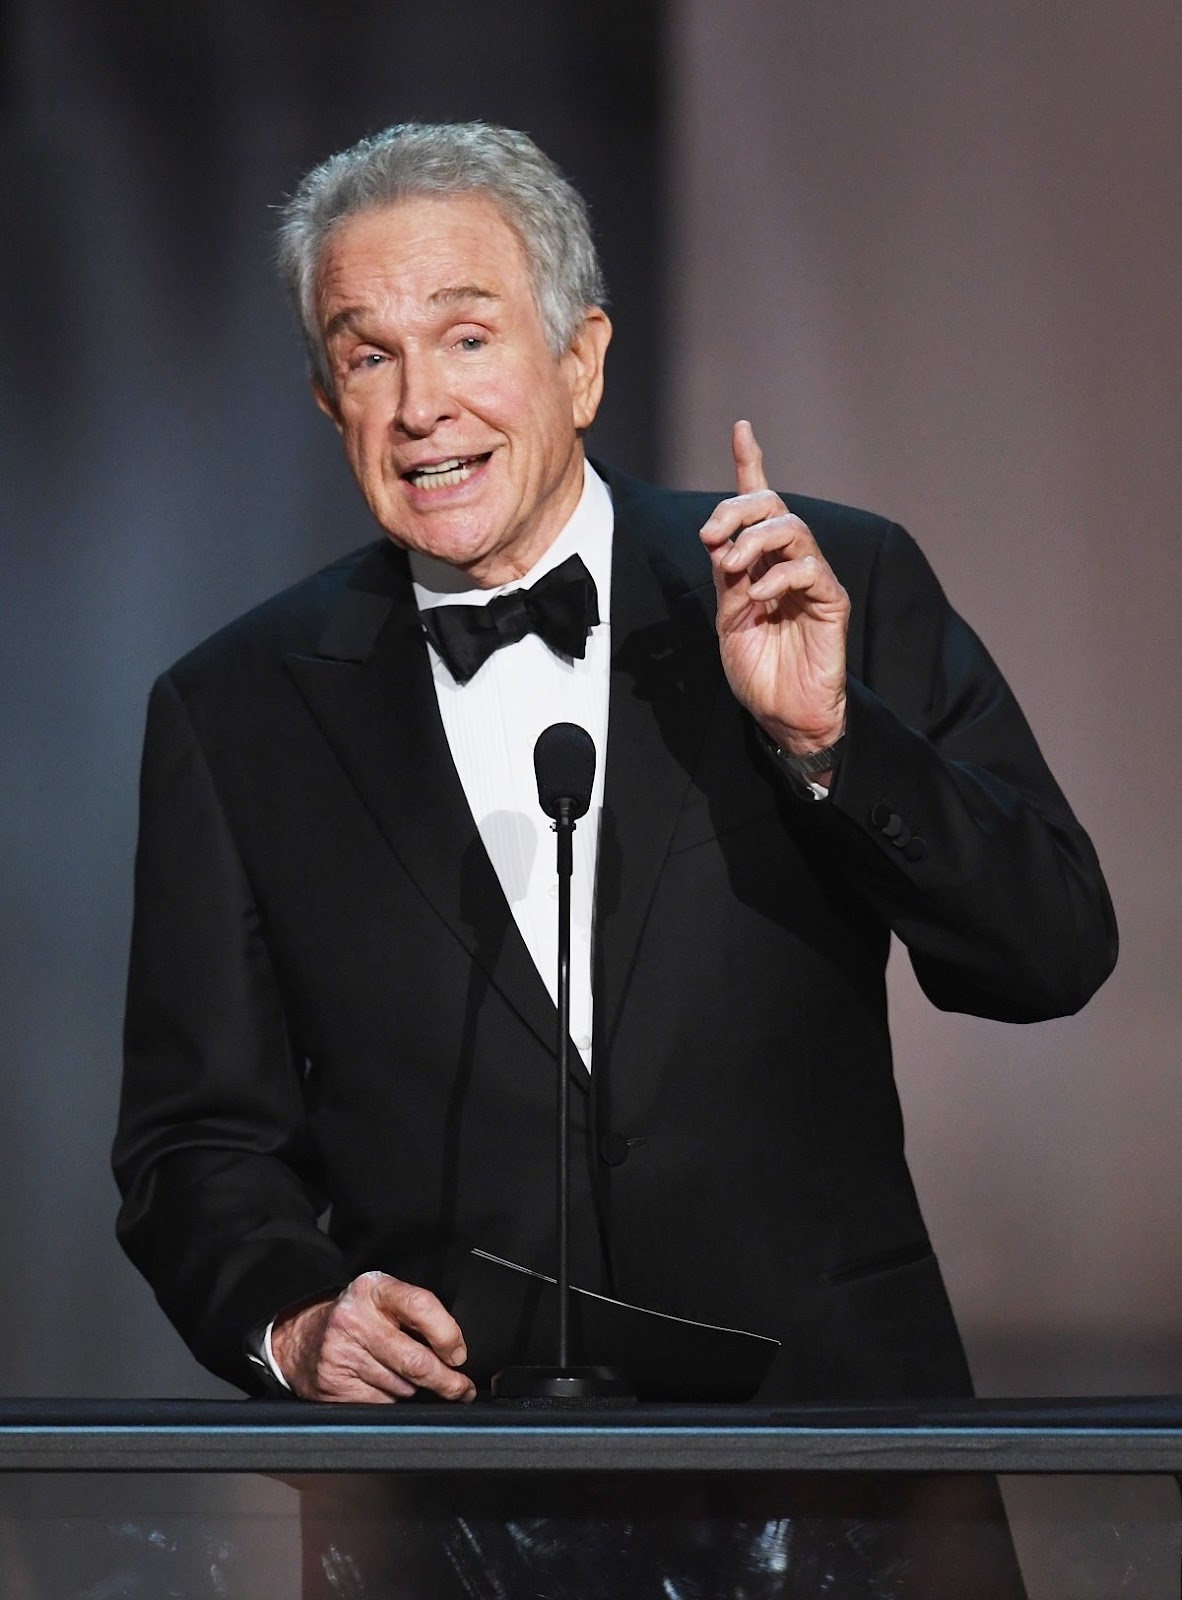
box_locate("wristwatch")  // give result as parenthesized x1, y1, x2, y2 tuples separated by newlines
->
(761, 730, 846, 780)
(771, 736, 845, 778)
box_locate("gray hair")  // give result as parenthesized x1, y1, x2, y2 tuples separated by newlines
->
(276, 121, 607, 394)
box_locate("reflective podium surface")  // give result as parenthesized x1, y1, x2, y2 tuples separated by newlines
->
(1, 1398, 1179, 1598)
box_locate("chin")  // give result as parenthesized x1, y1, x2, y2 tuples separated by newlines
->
(426, 529, 500, 567)
(376, 508, 488, 560)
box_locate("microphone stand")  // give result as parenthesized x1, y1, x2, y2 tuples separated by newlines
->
(555, 796, 575, 1368)
(492, 798, 632, 1404)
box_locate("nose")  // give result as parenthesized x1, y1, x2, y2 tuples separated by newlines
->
(394, 350, 456, 438)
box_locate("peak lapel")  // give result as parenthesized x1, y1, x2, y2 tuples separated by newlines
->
(283, 543, 571, 1073)
(595, 470, 725, 1053)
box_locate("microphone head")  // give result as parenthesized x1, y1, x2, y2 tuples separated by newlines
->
(534, 722, 596, 820)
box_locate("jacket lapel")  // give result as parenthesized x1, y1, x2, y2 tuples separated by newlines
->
(595, 467, 724, 1053)
(283, 541, 566, 1067)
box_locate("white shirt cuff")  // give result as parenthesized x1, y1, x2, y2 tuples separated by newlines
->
(257, 1318, 292, 1391)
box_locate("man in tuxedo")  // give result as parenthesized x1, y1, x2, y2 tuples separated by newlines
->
(113, 121, 1116, 1411)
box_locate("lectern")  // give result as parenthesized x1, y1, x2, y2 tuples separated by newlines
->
(1, 1397, 1179, 1596)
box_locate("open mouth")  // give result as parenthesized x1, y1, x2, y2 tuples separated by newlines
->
(403, 453, 491, 491)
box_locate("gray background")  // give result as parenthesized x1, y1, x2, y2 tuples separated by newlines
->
(668, 0, 1182, 1398)
(1, 0, 1178, 1405)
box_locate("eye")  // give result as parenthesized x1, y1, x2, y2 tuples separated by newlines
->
(361, 352, 386, 367)
(457, 335, 486, 352)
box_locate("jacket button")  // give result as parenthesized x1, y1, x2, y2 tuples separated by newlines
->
(882, 813, 905, 839)
(890, 824, 912, 848)
(599, 1132, 630, 1167)
(902, 837, 928, 863)
(870, 802, 891, 829)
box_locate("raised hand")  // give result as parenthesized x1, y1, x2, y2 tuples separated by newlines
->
(699, 421, 849, 756)
(270, 1270, 476, 1403)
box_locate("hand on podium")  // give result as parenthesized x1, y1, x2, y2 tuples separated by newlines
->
(270, 1269, 476, 1403)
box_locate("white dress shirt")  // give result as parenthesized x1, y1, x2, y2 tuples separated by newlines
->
(410, 458, 613, 1072)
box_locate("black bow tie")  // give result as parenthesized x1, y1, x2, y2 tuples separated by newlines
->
(421, 554, 600, 685)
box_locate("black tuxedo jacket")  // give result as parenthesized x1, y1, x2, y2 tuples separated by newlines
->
(114, 465, 1116, 1399)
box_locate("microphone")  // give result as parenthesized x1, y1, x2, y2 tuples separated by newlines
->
(533, 722, 596, 821)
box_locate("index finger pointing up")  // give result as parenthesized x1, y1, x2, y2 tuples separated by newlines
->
(732, 419, 769, 495)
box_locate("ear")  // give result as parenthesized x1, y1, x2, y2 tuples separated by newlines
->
(312, 378, 343, 432)
(562, 308, 612, 433)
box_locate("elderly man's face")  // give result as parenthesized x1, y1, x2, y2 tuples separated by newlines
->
(314, 194, 611, 587)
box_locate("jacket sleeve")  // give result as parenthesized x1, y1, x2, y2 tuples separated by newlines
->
(113, 672, 348, 1392)
(790, 519, 1117, 1021)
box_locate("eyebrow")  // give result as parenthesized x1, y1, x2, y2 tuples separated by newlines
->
(428, 285, 502, 308)
(322, 306, 369, 343)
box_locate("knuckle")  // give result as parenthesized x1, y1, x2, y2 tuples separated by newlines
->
(400, 1285, 435, 1319)
(399, 1344, 433, 1381)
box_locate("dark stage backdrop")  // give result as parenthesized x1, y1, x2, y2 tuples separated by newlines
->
(0, 0, 664, 1397)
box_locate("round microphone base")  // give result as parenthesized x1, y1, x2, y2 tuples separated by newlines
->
(490, 1365, 635, 1404)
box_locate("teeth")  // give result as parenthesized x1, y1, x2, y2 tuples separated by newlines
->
(407, 456, 480, 490)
